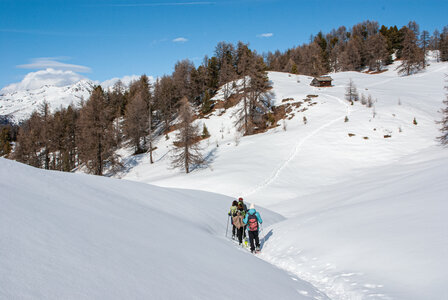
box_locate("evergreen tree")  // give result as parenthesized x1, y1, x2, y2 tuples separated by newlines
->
(171, 97, 204, 173)
(201, 90, 213, 114)
(0, 126, 12, 156)
(202, 123, 210, 138)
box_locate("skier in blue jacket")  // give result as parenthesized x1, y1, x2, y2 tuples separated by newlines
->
(243, 203, 263, 253)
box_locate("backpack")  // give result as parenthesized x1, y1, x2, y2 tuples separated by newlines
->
(229, 206, 238, 216)
(232, 211, 244, 229)
(247, 213, 258, 231)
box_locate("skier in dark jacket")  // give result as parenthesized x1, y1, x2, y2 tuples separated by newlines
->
(228, 200, 238, 239)
(238, 197, 248, 212)
(238, 197, 248, 239)
(243, 203, 263, 253)
(233, 203, 246, 245)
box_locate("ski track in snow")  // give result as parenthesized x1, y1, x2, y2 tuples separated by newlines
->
(242, 93, 351, 198)
(240, 93, 394, 300)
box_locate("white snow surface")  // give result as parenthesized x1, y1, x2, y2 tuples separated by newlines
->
(116, 56, 448, 299)
(0, 158, 325, 299)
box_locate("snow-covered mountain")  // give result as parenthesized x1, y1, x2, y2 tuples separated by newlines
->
(0, 68, 140, 123)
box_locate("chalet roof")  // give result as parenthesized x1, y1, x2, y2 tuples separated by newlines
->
(314, 76, 333, 81)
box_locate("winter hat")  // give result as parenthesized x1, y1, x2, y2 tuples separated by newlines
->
(238, 197, 244, 201)
(249, 203, 255, 210)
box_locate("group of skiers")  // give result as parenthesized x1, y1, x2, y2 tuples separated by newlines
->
(228, 197, 263, 253)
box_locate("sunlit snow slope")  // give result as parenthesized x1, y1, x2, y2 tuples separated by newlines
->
(118, 55, 448, 299)
(0, 158, 327, 299)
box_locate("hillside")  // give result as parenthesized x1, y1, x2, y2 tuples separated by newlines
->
(114, 55, 448, 299)
(0, 158, 326, 299)
(2, 54, 447, 299)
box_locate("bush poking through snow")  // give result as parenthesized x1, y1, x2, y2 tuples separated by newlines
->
(303, 116, 307, 124)
(361, 94, 367, 105)
(367, 95, 374, 108)
(202, 123, 210, 138)
(413, 117, 418, 125)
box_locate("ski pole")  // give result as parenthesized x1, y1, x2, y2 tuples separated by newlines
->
(225, 215, 230, 237)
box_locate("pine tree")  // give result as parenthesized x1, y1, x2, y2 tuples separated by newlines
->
(202, 123, 210, 138)
(201, 90, 213, 114)
(0, 126, 12, 156)
(171, 97, 204, 173)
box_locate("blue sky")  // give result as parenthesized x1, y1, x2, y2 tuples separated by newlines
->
(0, 0, 447, 88)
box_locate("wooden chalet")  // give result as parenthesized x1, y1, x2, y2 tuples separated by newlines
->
(310, 76, 333, 87)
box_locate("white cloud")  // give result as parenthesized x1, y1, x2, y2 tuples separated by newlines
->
(17, 57, 91, 73)
(173, 37, 188, 43)
(1, 68, 86, 93)
(257, 33, 274, 38)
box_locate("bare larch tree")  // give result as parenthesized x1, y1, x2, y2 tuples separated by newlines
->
(171, 97, 204, 173)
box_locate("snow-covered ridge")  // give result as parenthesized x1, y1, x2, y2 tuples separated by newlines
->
(0, 69, 140, 123)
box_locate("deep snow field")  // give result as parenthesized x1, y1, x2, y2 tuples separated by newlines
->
(0, 158, 326, 299)
(1, 54, 447, 299)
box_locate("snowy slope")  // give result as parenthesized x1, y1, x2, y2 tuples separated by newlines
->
(0, 158, 326, 299)
(116, 55, 448, 299)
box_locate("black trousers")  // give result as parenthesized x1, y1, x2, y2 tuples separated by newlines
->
(236, 227, 244, 244)
(248, 230, 260, 251)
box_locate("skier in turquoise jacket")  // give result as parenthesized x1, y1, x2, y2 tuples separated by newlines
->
(243, 203, 263, 253)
